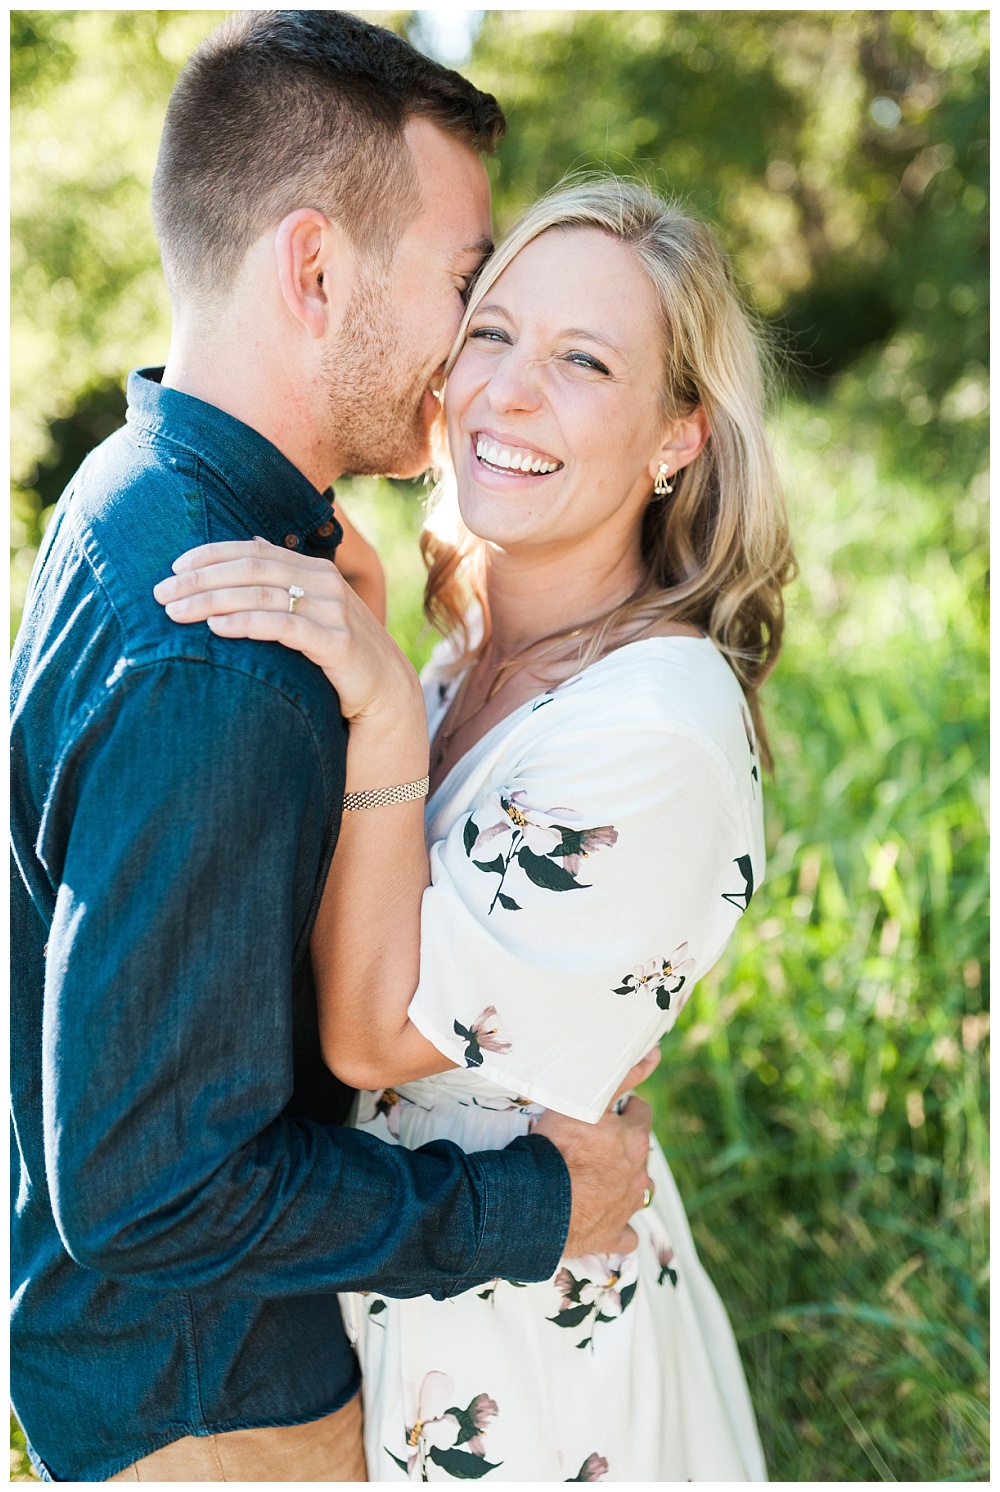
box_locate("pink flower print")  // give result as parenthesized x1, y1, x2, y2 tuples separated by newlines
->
(469, 790, 562, 858)
(659, 943, 696, 1008)
(454, 1006, 512, 1068)
(388, 1372, 503, 1478)
(355, 1087, 403, 1139)
(550, 1252, 638, 1347)
(614, 943, 696, 1011)
(553, 1266, 580, 1312)
(464, 1393, 499, 1457)
(402, 1371, 459, 1474)
(471, 1007, 513, 1055)
(464, 791, 619, 912)
(654, 1238, 678, 1287)
(556, 823, 620, 877)
(568, 1452, 610, 1481)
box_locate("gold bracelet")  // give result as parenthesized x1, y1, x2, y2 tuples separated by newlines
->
(342, 775, 430, 812)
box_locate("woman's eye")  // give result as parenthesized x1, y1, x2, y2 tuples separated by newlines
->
(566, 351, 611, 375)
(468, 326, 511, 345)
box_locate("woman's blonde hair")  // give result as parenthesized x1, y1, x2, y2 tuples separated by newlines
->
(421, 177, 795, 769)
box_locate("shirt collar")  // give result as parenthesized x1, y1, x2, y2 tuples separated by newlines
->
(126, 367, 342, 558)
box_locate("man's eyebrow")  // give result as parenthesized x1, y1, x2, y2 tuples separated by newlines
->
(455, 237, 494, 264)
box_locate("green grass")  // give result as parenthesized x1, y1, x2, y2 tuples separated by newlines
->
(10, 397, 987, 1481)
(643, 403, 989, 1481)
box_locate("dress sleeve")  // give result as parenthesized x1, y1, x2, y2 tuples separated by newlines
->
(407, 706, 760, 1123)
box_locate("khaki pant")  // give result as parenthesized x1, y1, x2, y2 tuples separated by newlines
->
(107, 1392, 367, 1481)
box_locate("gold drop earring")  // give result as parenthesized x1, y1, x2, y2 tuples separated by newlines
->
(654, 463, 675, 497)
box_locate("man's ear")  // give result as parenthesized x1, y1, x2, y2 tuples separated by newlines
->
(648, 405, 711, 486)
(273, 208, 353, 340)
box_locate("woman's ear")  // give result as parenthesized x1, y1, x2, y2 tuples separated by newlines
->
(273, 208, 353, 340)
(648, 405, 712, 486)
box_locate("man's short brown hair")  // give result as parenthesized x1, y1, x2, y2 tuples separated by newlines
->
(152, 9, 505, 300)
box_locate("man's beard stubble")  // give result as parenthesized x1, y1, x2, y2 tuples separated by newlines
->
(322, 276, 437, 480)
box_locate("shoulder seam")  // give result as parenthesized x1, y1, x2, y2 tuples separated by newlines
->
(131, 421, 242, 509)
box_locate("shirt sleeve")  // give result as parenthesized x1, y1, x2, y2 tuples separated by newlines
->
(408, 705, 760, 1123)
(38, 657, 569, 1297)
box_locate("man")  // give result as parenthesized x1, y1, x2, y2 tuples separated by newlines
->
(10, 11, 655, 1482)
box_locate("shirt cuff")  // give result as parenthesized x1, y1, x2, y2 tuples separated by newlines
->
(461, 1133, 571, 1287)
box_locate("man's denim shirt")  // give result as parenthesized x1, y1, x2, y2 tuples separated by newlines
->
(10, 369, 571, 1482)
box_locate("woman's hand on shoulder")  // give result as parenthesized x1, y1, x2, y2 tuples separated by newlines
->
(153, 536, 419, 724)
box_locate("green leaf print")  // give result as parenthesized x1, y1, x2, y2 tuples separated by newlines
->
(384, 1448, 409, 1472)
(454, 1020, 483, 1068)
(427, 1445, 503, 1477)
(477, 1278, 529, 1303)
(462, 792, 617, 912)
(547, 1301, 595, 1329)
(550, 1262, 636, 1347)
(446, 1406, 478, 1446)
(517, 845, 586, 891)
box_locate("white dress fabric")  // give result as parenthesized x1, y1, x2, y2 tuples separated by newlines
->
(340, 636, 768, 1482)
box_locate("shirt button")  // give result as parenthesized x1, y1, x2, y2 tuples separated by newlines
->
(284, 533, 298, 549)
(316, 521, 336, 538)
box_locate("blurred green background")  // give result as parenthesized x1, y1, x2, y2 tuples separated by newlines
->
(11, 9, 988, 1482)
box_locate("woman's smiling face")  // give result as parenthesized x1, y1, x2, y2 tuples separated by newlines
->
(444, 226, 672, 557)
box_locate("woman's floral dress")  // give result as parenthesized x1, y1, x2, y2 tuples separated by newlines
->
(340, 637, 768, 1482)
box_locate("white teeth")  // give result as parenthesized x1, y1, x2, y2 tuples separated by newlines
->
(475, 436, 561, 474)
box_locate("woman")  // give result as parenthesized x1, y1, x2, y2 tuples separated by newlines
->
(156, 180, 793, 1481)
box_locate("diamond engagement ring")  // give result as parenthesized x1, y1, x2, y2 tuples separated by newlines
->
(287, 585, 305, 614)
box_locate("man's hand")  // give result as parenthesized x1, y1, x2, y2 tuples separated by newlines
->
(532, 1047, 660, 1258)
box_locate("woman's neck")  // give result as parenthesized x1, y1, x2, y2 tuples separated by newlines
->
(483, 535, 645, 661)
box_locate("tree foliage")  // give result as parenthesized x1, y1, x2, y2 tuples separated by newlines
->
(466, 9, 987, 472)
